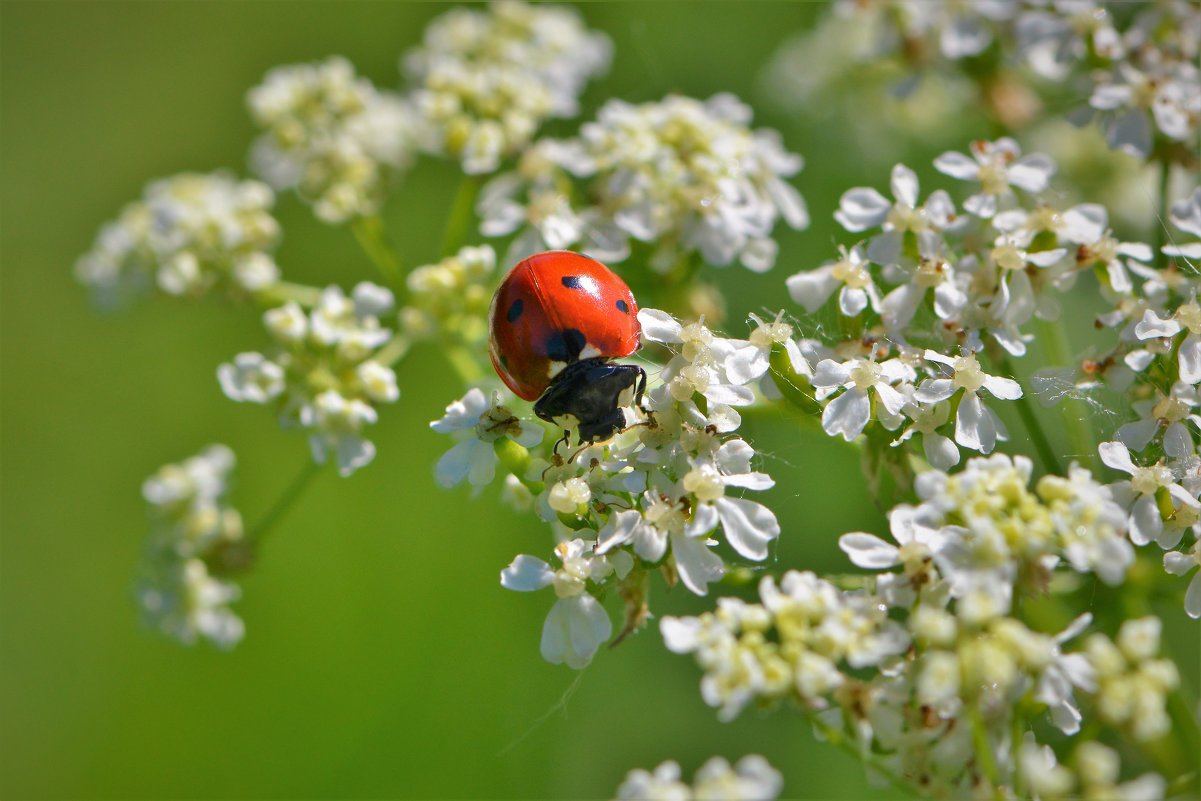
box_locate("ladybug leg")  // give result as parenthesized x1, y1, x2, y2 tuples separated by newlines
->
(625, 366, 657, 432)
(551, 428, 571, 459)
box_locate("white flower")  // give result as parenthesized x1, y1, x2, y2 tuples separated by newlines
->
(137, 446, 246, 649)
(1134, 301, 1201, 385)
(836, 164, 958, 264)
(914, 350, 1021, 455)
(893, 400, 960, 471)
(682, 441, 781, 561)
(75, 172, 281, 306)
(1019, 738, 1075, 799)
(248, 57, 419, 223)
(557, 93, 807, 272)
(304, 390, 378, 476)
(639, 309, 756, 409)
(613, 760, 689, 801)
(405, 1, 611, 174)
(402, 245, 497, 344)
(217, 352, 285, 403)
(787, 244, 879, 316)
(596, 499, 726, 597)
(1164, 188, 1201, 262)
(139, 559, 245, 650)
(1099, 440, 1198, 547)
(1163, 540, 1201, 618)
(811, 357, 913, 441)
(221, 285, 400, 476)
(501, 539, 628, 668)
(692, 755, 783, 801)
(431, 388, 543, 489)
(933, 138, 1056, 218)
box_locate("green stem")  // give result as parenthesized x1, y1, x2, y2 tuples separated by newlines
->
(807, 713, 920, 799)
(245, 460, 323, 546)
(351, 215, 405, 294)
(969, 702, 1005, 801)
(255, 280, 323, 308)
(1036, 318, 1097, 472)
(996, 353, 1063, 476)
(440, 174, 483, 259)
(446, 343, 485, 385)
(1010, 707, 1026, 800)
(494, 437, 544, 494)
(370, 335, 412, 368)
(1155, 160, 1171, 272)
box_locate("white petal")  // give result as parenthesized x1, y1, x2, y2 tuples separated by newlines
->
(685, 503, 720, 539)
(434, 439, 479, 488)
(1008, 154, 1056, 193)
(839, 286, 869, 317)
(1186, 573, 1201, 618)
(924, 433, 960, 471)
(716, 439, 755, 474)
(660, 616, 703, 652)
(786, 267, 840, 313)
(838, 532, 900, 569)
(823, 388, 871, 441)
(671, 531, 725, 595)
(540, 595, 609, 668)
(955, 393, 996, 453)
(875, 382, 907, 416)
(637, 308, 683, 344)
(915, 378, 956, 404)
(1134, 310, 1182, 340)
(835, 187, 890, 232)
(1129, 495, 1163, 546)
(933, 151, 980, 181)
(500, 555, 554, 591)
(890, 163, 919, 208)
(716, 497, 780, 561)
(983, 375, 1023, 400)
(1179, 335, 1201, 384)
(812, 359, 851, 389)
(1116, 418, 1159, 452)
(1098, 440, 1137, 475)
(1163, 551, 1195, 576)
(725, 344, 770, 385)
(595, 509, 642, 555)
(704, 383, 755, 407)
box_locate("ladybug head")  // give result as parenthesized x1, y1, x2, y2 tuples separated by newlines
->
(533, 359, 646, 444)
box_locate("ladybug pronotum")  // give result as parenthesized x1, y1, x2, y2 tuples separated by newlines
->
(488, 251, 645, 443)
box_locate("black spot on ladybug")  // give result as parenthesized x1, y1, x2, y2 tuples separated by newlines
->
(499, 354, 509, 369)
(561, 275, 583, 289)
(616, 299, 630, 314)
(506, 298, 524, 323)
(545, 328, 587, 363)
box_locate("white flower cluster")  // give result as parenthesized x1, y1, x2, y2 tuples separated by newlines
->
(137, 445, 246, 649)
(780, 140, 1198, 475)
(75, 172, 281, 306)
(661, 571, 909, 721)
(432, 308, 793, 667)
(665, 453, 1173, 798)
(248, 56, 420, 224)
(613, 755, 782, 801)
(405, 0, 611, 174)
(218, 283, 400, 476)
(399, 244, 496, 345)
(766, 2, 1200, 162)
(478, 93, 808, 272)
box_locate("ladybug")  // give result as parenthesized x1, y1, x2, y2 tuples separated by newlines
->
(488, 251, 646, 444)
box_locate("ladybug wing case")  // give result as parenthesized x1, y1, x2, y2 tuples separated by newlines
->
(488, 268, 556, 402)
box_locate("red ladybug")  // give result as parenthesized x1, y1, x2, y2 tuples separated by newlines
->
(489, 251, 645, 443)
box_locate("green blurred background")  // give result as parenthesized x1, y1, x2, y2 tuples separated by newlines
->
(2, 3, 1194, 799)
